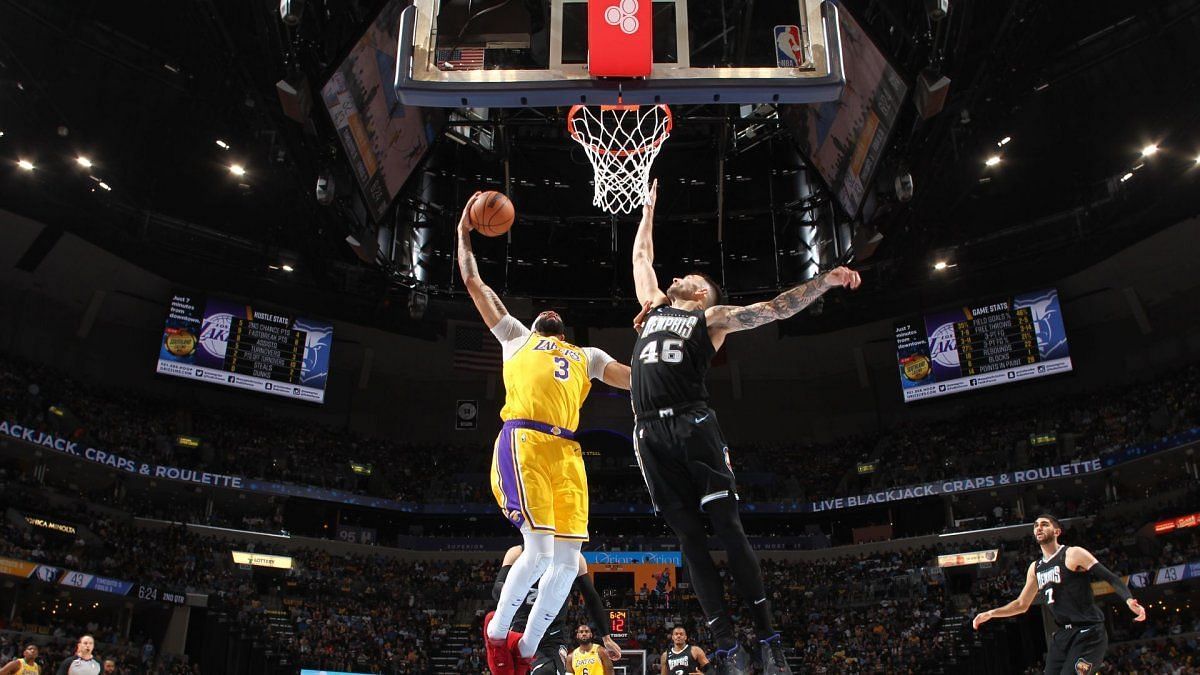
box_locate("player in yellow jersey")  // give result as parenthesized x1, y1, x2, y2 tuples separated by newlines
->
(0, 644, 41, 675)
(456, 193, 631, 675)
(569, 625, 613, 675)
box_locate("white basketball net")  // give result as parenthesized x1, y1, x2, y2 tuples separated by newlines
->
(568, 104, 672, 215)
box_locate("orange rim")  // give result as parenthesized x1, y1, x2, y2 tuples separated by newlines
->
(567, 104, 673, 158)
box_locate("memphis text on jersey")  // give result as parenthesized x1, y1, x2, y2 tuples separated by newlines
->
(642, 314, 700, 339)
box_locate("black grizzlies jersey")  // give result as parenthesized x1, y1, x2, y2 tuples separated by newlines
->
(1035, 546, 1105, 625)
(664, 646, 700, 675)
(631, 305, 714, 414)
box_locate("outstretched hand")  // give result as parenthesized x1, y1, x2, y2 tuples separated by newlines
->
(602, 635, 622, 661)
(643, 178, 658, 212)
(633, 300, 653, 334)
(458, 191, 482, 233)
(971, 611, 992, 631)
(1128, 598, 1148, 622)
(824, 266, 862, 290)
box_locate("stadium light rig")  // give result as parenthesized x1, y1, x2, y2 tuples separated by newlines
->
(933, 261, 948, 271)
(17, 159, 34, 171)
(985, 155, 1001, 167)
(1141, 144, 1158, 157)
(229, 164, 246, 177)
(216, 139, 230, 149)
(76, 156, 92, 168)
(997, 136, 1011, 146)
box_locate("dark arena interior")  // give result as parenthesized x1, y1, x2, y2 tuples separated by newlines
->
(2, 0, 1200, 673)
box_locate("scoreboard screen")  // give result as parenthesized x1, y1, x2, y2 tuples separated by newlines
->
(607, 609, 630, 641)
(896, 288, 1072, 402)
(156, 292, 333, 403)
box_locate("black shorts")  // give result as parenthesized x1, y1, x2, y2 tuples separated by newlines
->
(529, 643, 568, 675)
(633, 407, 737, 513)
(1044, 624, 1107, 675)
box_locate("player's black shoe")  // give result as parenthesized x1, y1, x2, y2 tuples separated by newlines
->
(760, 633, 793, 675)
(710, 645, 747, 675)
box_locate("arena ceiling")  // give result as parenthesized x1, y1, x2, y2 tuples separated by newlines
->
(1, 0, 1198, 333)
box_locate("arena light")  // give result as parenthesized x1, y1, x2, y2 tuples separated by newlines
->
(76, 156, 92, 168)
(229, 163, 246, 177)
(997, 136, 1011, 146)
(1120, 172, 1134, 182)
(933, 261, 948, 271)
(1194, 155, 1200, 165)
(98, 181, 112, 191)
(17, 159, 34, 171)
(984, 155, 1001, 167)
(1141, 144, 1158, 157)
(281, 264, 294, 272)
(215, 139, 229, 149)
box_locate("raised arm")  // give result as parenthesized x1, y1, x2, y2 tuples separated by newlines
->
(705, 267, 862, 341)
(632, 180, 669, 307)
(973, 562, 1039, 629)
(457, 192, 510, 329)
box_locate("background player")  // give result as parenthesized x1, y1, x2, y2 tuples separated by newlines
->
(568, 625, 613, 675)
(458, 193, 632, 674)
(661, 626, 707, 675)
(630, 180, 861, 674)
(54, 636, 99, 675)
(972, 514, 1147, 674)
(0, 644, 40, 675)
(492, 545, 622, 674)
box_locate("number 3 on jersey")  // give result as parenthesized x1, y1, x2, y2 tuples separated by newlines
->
(639, 338, 683, 364)
(552, 356, 570, 380)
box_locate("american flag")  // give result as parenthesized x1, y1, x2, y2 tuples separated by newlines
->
(436, 47, 486, 71)
(453, 323, 502, 372)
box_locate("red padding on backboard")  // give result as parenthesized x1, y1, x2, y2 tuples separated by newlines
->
(588, 0, 652, 78)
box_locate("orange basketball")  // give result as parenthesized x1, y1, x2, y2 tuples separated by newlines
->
(469, 191, 515, 237)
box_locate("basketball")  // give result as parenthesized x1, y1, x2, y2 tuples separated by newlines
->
(469, 191, 515, 237)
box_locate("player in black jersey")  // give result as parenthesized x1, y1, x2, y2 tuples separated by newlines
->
(492, 546, 622, 675)
(630, 180, 861, 675)
(973, 515, 1147, 674)
(660, 626, 707, 675)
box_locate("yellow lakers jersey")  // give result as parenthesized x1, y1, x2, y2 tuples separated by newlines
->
(501, 334, 592, 431)
(571, 644, 602, 675)
(17, 659, 39, 675)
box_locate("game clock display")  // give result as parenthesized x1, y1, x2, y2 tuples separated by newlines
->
(895, 288, 1072, 402)
(608, 609, 630, 641)
(156, 292, 333, 403)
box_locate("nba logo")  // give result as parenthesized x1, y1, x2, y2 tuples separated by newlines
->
(774, 25, 804, 68)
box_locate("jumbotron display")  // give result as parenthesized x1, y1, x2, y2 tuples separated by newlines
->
(895, 288, 1072, 402)
(156, 292, 333, 403)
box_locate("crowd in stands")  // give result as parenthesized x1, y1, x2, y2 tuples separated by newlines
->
(0, 632, 195, 674)
(2, 351, 1197, 509)
(2, 471, 1200, 672)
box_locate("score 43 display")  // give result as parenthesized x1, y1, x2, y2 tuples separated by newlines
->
(895, 288, 1072, 403)
(156, 292, 333, 403)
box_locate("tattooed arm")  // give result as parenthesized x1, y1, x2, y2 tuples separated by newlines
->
(705, 267, 861, 343)
(457, 192, 510, 329)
